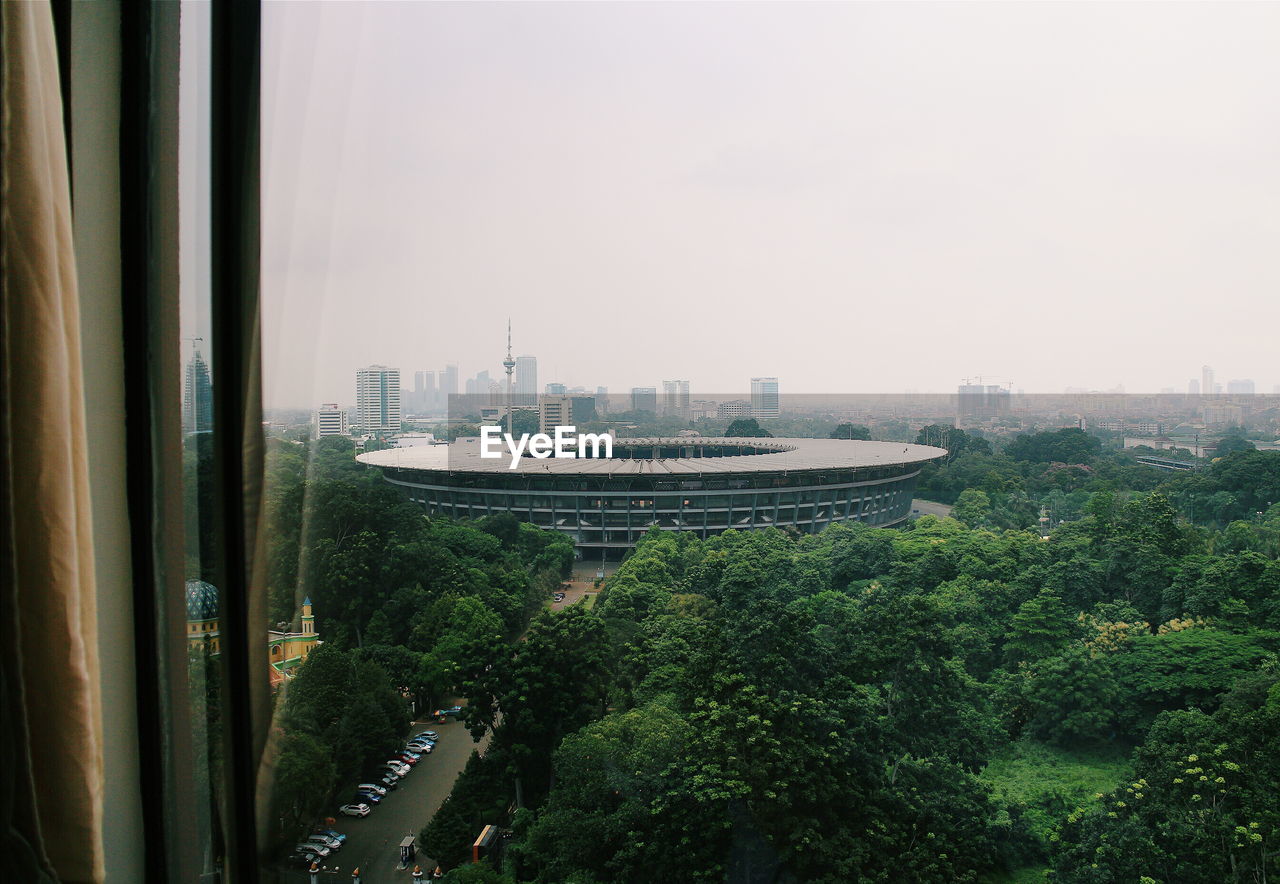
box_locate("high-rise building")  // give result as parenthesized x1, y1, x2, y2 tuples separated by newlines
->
(631, 387, 658, 413)
(750, 377, 780, 419)
(1188, 379, 1200, 396)
(183, 346, 213, 433)
(539, 395, 572, 435)
(515, 356, 538, 397)
(413, 370, 437, 412)
(356, 365, 401, 433)
(957, 382, 1009, 417)
(1227, 379, 1255, 395)
(465, 370, 491, 397)
(570, 395, 597, 424)
(1201, 365, 1215, 397)
(662, 380, 691, 418)
(441, 364, 459, 413)
(545, 382, 567, 396)
(312, 403, 348, 438)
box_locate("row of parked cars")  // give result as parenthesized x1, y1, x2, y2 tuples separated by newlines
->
(288, 730, 440, 868)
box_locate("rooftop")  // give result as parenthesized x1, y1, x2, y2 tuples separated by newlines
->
(358, 437, 946, 476)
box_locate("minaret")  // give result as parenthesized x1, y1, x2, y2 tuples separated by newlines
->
(301, 597, 314, 635)
(502, 319, 516, 434)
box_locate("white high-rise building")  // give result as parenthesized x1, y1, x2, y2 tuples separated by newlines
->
(515, 356, 538, 398)
(313, 403, 348, 438)
(356, 365, 401, 433)
(750, 377, 780, 419)
(1201, 365, 1215, 397)
(1227, 379, 1255, 395)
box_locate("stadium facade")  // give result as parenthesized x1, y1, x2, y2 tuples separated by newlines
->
(358, 438, 946, 559)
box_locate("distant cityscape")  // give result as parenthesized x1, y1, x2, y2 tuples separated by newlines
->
(180, 332, 1280, 456)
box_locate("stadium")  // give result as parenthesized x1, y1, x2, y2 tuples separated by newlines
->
(358, 437, 947, 559)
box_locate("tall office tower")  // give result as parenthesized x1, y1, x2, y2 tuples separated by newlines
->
(1202, 365, 1215, 396)
(441, 364, 459, 411)
(465, 370, 491, 397)
(545, 382, 567, 396)
(413, 370, 437, 412)
(631, 386, 658, 413)
(1227, 379, 1255, 395)
(662, 380, 691, 417)
(183, 345, 213, 433)
(312, 403, 348, 438)
(355, 365, 401, 433)
(515, 355, 538, 398)
(596, 386, 609, 414)
(750, 377, 780, 419)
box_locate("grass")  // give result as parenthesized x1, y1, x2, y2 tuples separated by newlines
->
(982, 739, 1130, 810)
(979, 739, 1131, 881)
(981, 867, 1050, 884)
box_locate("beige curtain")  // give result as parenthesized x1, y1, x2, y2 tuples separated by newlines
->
(1, 1, 106, 882)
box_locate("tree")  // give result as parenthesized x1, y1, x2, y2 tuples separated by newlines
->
(724, 418, 772, 437)
(952, 488, 993, 528)
(830, 423, 872, 440)
(273, 731, 336, 840)
(1004, 590, 1073, 666)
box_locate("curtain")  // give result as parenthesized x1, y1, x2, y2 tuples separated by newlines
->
(0, 1, 105, 881)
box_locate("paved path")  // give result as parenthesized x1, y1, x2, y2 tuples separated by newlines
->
(282, 718, 488, 882)
(911, 498, 953, 519)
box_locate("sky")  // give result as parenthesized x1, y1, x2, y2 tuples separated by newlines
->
(248, 2, 1280, 408)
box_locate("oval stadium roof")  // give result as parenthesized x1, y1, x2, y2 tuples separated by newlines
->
(358, 437, 946, 476)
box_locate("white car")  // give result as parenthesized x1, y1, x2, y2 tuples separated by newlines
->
(356, 783, 387, 796)
(306, 834, 342, 851)
(295, 843, 330, 858)
(338, 803, 371, 817)
(383, 761, 409, 776)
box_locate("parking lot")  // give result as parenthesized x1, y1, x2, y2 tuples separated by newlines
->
(279, 717, 489, 882)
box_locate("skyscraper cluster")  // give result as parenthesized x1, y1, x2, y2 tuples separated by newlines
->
(1188, 366, 1256, 396)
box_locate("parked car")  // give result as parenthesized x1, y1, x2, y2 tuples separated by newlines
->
(306, 834, 342, 851)
(399, 752, 420, 764)
(338, 803, 371, 817)
(287, 852, 319, 868)
(416, 730, 439, 739)
(295, 843, 330, 858)
(384, 761, 409, 776)
(313, 828, 347, 844)
(356, 783, 387, 796)
(354, 790, 382, 804)
(380, 775, 399, 789)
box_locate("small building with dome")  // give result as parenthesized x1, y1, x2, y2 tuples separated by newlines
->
(185, 579, 320, 685)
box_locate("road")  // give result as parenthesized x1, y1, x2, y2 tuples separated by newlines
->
(281, 717, 488, 882)
(911, 498, 953, 519)
(547, 568, 600, 612)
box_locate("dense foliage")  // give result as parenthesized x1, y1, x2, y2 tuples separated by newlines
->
(261, 437, 572, 848)
(420, 490, 1280, 881)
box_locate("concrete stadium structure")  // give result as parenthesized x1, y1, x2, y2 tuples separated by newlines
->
(359, 438, 947, 558)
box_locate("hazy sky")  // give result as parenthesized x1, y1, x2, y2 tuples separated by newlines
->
(255, 1, 1280, 408)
